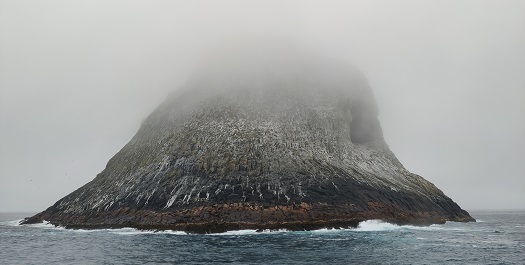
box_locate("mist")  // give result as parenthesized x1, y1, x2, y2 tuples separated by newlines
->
(1, 0, 524, 212)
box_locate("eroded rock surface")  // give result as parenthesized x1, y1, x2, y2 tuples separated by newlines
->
(23, 49, 474, 232)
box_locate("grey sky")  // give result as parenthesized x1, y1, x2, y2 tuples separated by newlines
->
(1, 0, 524, 212)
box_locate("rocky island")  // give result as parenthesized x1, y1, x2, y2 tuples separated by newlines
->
(22, 46, 474, 233)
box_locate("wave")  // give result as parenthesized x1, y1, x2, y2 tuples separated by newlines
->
(354, 220, 446, 231)
(209, 228, 290, 236)
(110, 228, 187, 235)
(209, 221, 447, 235)
(206, 221, 446, 235)
(14, 219, 457, 235)
(353, 220, 403, 231)
(209, 229, 259, 235)
(22, 220, 67, 230)
(18, 221, 189, 235)
(105, 228, 290, 236)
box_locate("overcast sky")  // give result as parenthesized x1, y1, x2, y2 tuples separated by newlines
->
(1, 0, 524, 212)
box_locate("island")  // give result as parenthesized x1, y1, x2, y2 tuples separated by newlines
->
(22, 45, 474, 233)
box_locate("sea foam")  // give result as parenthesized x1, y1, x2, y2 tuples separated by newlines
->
(354, 220, 448, 232)
(10, 218, 452, 235)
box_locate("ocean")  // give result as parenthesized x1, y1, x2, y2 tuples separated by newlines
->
(1, 211, 523, 264)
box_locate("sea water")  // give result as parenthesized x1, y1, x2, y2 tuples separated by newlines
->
(1, 211, 524, 264)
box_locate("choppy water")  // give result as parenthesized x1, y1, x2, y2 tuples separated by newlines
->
(1, 211, 524, 264)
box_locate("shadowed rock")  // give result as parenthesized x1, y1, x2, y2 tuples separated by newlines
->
(22, 47, 474, 233)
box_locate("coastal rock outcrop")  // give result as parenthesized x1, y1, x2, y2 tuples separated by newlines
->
(23, 47, 474, 233)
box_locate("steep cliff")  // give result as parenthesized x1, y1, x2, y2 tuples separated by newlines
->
(23, 48, 474, 233)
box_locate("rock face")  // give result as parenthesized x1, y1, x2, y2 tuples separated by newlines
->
(23, 48, 474, 233)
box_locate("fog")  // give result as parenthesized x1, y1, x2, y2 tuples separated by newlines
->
(1, 0, 524, 212)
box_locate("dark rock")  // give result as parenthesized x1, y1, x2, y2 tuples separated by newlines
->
(22, 47, 474, 232)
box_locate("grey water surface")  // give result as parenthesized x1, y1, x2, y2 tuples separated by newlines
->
(1, 211, 524, 264)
